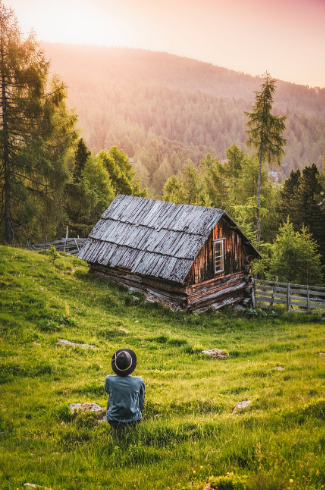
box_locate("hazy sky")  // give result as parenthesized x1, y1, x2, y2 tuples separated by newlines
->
(5, 0, 325, 87)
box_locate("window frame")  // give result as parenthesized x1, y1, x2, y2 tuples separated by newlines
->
(213, 238, 225, 274)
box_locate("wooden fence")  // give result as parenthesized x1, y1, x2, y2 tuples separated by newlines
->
(27, 237, 87, 255)
(10, 226, 86, 256)
(12, 237, 86, 255)
(254, 279, 325, 313)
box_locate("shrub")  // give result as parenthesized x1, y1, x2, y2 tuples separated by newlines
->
(207, 473, 247, 490)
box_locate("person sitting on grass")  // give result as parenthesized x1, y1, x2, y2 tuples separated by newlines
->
(105, 348, 145, 429)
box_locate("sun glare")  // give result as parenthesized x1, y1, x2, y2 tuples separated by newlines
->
(11, 0, 131, 47)
(56, 3, 130, 46)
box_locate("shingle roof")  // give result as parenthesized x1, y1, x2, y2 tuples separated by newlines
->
(78, 195, 258, 283)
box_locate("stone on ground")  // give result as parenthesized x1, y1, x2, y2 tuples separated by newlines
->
(233, 400, 251, 412)
(201, 349, 228, 359)
(57, 339, 97, 349)
(69, 402, 104, 413)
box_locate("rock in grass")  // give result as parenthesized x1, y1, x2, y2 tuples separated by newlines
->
(233, 400, 251, 413)
(318, 351, 325, 356)
(57, 339, 97, 349)
(201, 349, 228, 359)
(276, 366, 285, 371)
(69, 402, 104, 413)
(23, 484, 51, 489)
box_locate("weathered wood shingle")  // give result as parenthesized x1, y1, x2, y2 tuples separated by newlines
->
(79, 195, 258, 283)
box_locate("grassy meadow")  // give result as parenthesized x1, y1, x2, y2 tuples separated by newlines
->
(1, 245, 325, 490)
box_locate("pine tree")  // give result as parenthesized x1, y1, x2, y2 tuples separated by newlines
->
(296, 164, 325, 263)
(278, 164, 325, 264)
(99, 146, 147, 197)
(245, 72, 286, 248)
(0, 3, 77, 243)
(74, 138, 91, 183)
(224, 143, 245, 206)
(265, 220, 324, 286)
(199, 153, 228, 208)
(278, 169, 301, 225)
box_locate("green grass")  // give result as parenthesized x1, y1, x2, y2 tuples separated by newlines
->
(1, 245, 325, 490)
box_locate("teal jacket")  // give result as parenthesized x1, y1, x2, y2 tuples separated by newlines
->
(105, 375, 145, 423)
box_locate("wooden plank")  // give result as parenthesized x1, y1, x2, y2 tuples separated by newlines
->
(289, 294, 309, 301)
(194, 295, 244, 313)
(289, 304, 325, 311)
(188, 281, 246, 306)
(92, 269, 186, 306)
(91, 264, 187, 295)
(188, 274, 245, 300)
(308, 303, 325, 310)
(255, 291, 287, 300)
(256, 290, 325, 305)
(256, 296, 287, 305)
(308, 290, 325, 298)
(289, 300, 308, 308)
(290, 297, 325, 305)
(256, 285, 287, 293)
(256, 279, 325, 292)
(256, 279, 289, 287)
(288, 287, 325, 296)
(252, 280, 256, 308)
(286, 283, 290, 311)
(189, 272, 244, 293)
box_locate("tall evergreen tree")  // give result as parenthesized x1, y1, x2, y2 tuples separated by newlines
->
(264, 220, 324, 286)
(99, 146, 146, 197)
(73, 138, 90, 183)
(0, 3, 77, 243)
(245, 72, 286, 248)
(296, 164, 325, 263)
(66, 138, 91, 236)
(278, 164, 325, 265)
(199, 153, 228, 208)
(278, 169, 301, 225)
(163, 161, 200, 205)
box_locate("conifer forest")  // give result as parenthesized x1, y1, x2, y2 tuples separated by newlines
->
(1, 6, 325, 285)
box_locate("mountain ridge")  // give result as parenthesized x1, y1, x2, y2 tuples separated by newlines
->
(41, 42, 325, 177)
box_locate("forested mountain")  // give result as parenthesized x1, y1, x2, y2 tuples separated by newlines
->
(42, 43, 325, 188)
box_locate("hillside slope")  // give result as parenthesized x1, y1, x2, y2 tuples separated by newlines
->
(42, 43, 325, 176)
(1, 246, 325, 489)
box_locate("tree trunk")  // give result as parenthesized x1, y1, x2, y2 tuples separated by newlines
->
(1, 41, 13, 244)
(256, 143, 263, 251)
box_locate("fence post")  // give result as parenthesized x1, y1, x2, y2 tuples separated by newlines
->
(64, 226, 68, 253)
(286, 283, 291, 311)
(252, 279, 256, 308)
(307, 285, 310, 313)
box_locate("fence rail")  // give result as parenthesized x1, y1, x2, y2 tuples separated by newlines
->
(12, 237, 87, 256)
(254, 279, 325, 313)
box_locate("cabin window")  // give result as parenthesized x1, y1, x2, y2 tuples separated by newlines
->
(213, 239, 224, 274)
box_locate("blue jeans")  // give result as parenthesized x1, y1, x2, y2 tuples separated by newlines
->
(108, 419, 140, 429)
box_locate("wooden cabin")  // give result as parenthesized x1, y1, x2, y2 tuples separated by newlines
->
(78, 195, 261, 312)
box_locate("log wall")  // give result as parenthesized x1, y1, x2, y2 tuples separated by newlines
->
(185, 216, 248, 285)
(90, 264, 249, 313)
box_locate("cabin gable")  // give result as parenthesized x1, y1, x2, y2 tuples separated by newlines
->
(185, 216, 249, 285)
